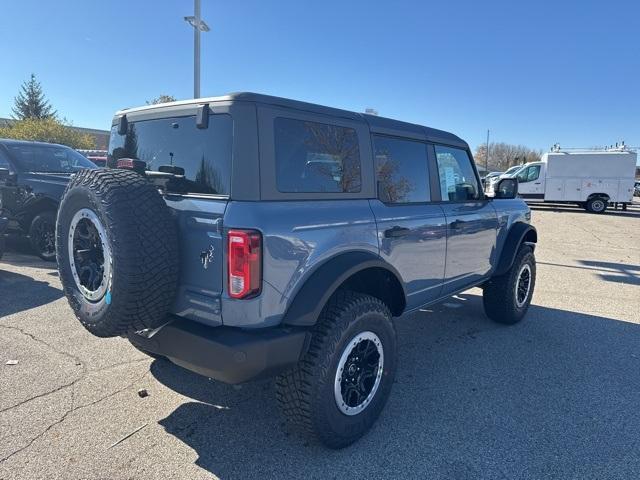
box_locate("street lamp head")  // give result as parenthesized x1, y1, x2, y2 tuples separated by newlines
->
(184, 16, 210, 32)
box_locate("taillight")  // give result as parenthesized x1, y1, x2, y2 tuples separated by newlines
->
(227, 229, 262, 299)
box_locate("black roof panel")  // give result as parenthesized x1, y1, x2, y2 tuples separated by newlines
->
(116, 92, 468, 148)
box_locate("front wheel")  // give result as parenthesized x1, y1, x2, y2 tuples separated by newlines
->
(276, 291, 397, 449)
(586, 197, 607, 214)
(483, 245, 536, 324)
(29, 211, 57, 261)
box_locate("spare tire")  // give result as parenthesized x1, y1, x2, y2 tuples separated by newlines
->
(56, 169, 179, 337)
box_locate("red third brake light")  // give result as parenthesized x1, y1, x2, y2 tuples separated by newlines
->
(116, 158, 147, 174)
(227, 229, 262, 299)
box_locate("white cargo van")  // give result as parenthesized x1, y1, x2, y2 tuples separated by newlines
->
(491, 149, 637, 213)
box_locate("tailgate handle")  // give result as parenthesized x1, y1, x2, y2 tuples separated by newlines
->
(186, 216, 222, 232)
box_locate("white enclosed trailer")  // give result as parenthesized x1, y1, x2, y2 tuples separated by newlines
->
(507, 149, 637, 213)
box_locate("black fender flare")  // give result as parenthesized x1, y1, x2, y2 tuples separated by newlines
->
(18, 195, 59, 229)
(281, 251, 406, 327)
(493, 223, 537, 276)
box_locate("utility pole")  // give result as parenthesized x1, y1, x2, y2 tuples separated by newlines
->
(486, 129, 490, 172)
(184, 0, 210, 99)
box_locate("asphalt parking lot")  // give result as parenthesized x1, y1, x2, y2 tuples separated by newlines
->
(1, 204, 639, 480)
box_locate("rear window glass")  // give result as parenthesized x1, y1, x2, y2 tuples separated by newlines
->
(274, 117, 361, 193)
(108, 114, 232, 195)
(7, 144, 96, 173)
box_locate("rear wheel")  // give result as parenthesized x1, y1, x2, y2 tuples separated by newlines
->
(276, 291, 397, 449)
(29, 211, 57, 261)
(586, 197, 607, 214)
(483, 245, 536, 324)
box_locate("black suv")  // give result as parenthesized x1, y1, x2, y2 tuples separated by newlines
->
(0, 139, 97, 260)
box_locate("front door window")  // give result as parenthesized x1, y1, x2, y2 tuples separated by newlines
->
(517, 165, 541, 183)
(434, 146, 480, 202)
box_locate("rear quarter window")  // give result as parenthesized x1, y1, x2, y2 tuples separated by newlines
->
(108, 114, 232, 195)
(274, 117, 361, 193)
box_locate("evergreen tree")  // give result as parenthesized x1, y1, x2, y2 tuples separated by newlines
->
(12, 74, 56, 120)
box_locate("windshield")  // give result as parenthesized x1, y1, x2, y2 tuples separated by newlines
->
(108, 114, 232, 195)
(503, 165, 522, 176)
(8, 144, 97, 173)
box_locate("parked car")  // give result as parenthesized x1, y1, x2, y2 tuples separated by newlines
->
(484, 165, 523, 190)
(0, 139, 98, 260)
(481, 171, 503, 188)
(55, 93, 537, 448)
(634, 181, 640, 197)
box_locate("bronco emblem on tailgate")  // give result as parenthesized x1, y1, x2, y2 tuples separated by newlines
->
(200, 244, 215, 269)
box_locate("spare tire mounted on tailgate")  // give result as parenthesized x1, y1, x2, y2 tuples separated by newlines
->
(56, 169, 179, 337)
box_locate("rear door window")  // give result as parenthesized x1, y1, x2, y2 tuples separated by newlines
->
(373, 135, 430, 203)
(274, 117, 361, 193)
(434, 146, 481, 201)
(108, 114, 232, 195)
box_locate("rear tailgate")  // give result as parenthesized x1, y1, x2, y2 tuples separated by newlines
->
(165, 197, 228, 327)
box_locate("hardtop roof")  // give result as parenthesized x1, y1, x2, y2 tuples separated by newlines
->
(115, 92, 467, 147)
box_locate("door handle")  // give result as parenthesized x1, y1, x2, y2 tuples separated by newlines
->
(384, 226, 410, 238)
(450, 219, 464, 229)
(534, 182, 541, 185)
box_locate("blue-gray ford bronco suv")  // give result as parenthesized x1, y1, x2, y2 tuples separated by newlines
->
(55, 93, 536, 448)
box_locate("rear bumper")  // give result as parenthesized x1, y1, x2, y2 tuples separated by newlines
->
(128, 318, 309, 384)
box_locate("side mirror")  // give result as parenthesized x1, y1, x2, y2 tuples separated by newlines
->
(494, 178, 518, 199)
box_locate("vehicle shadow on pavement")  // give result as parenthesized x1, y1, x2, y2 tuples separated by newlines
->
(152, 294, 640, 479)
(537, 260, 640, 286)
(0, 268, 63, 317)
(529, 203, 640, 218)
(1, 236, 58, 270)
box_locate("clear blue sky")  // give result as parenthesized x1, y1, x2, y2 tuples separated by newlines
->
(1, 0, 638, 153)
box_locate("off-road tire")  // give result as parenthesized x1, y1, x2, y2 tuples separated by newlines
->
(586, 197, 607, 214)
(56, 169, 179, 337)
(29, 211, 57, 261)
(483, 245, 536, 325)
(276, 291, 397, 449)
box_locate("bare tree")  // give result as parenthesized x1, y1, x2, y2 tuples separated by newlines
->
(303, 122, 361, 192)
(475, 142, 542, 171)
(146, 95, 177, 105)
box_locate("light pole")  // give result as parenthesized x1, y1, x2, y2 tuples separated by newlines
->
(184, 0, 210, 99)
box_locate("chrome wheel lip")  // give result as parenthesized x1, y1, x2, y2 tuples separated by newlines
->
(515, 263, 532, 308)
(334, 331, 384, 416)
(68, 208, 112, 302)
